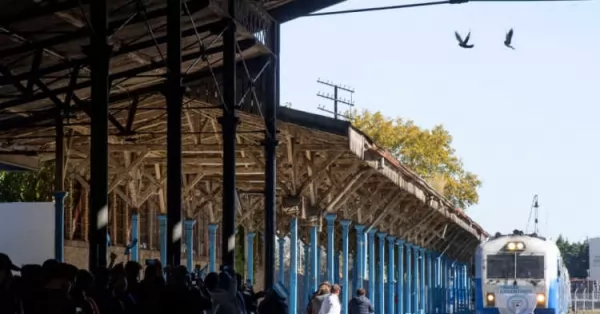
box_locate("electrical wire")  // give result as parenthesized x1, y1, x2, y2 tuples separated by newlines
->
(305, 1, 459, 17)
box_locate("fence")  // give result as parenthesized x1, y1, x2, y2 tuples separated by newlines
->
(572, 288, 600, 313)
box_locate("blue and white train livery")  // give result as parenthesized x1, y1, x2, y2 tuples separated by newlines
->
(475, 232, 570, 314)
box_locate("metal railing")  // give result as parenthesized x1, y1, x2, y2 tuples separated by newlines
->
(572, 288, 600, 313)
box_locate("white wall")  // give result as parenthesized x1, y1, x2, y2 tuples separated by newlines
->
(588, 237, 600, 281)
(0, 202, 55, 266)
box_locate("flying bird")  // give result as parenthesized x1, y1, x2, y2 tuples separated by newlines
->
(504, 29, 515, 50)
(455, 31, 474, 49)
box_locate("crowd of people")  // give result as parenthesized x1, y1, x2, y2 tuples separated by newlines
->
(306, 282, 374, 314)
(0, 252, 287, 314)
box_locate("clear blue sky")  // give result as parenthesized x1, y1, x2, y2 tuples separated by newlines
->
(279, 0, 600, 242)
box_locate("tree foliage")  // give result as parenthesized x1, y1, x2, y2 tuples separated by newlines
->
(0, 161, 55, 202)
(348, 109, 481, 209)
(556, 235, 589, 278)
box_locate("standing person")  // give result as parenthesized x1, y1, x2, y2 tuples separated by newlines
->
(308, 284, 330, 314)
(319, 284, 341, 314)
(349, 288, 374, 314)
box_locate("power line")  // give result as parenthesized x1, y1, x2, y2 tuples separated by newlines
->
(306, 0, 459, 17)
(316, 78, 354, 120)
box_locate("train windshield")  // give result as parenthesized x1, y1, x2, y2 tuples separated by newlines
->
(516, 255, 544, 279)
(486, 254, 545, 279)
(487, 255, 515, 278)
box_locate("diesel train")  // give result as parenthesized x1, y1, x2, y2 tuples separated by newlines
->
(474, 231, 571, 314)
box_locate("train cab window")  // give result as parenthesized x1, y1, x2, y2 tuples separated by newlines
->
(516, 255, 544, 279)
(486, 254, 515, 278)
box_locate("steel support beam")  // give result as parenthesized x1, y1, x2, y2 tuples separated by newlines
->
(166, 0, 183, 268)
(368, 229, 377, 304)
(184, 219, 196, 270)
(387, 236, 396, 314)
(396, 240, 405, 314)
(340, 220, 351, 314)
(406, 245, 413, 314)
(420, 248, 426, 313)
(377, 232, 387, 314)
(263, 20, 280, 290)
(309, 226, 319, 293)
(88, 0, 110, 272)
(219, 0, 238, 273)
(326, 214, 337, 283)
(131, 213, 140, 262)
(355, 224, 365, 289)
(247, 232, 256, 284)
(289, 217, 299, 314)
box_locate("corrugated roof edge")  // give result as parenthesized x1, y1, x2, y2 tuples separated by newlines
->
(347, 125, 489, 240)
(277, 106, 489, 241)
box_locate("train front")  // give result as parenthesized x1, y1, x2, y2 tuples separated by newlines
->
(475, 235, 554, 314)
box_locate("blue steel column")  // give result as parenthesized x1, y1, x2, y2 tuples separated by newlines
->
(278, 237, 286, 283)
(208, 224, 218, 272)
(130, 213, 139, 262)
(387, 236, 396, 314)
(304, 243, 311, 304)
(413, 247, 420, 314)
(419, 248, 426, 314)
(310, 226, 319, 292)
(54, 192, 67, 262)
(368, 229, 377, 303)
(406, 245, 413, 314)
(158, 215, 167, 265)
(355, 225, 365, 288)
(325, 214, 337, 283)
(247, 232, 256, 284)
(459, 262, 463, 312)
(463, 264, 468, 312)
(341, 220, 351, 314)
(427, 252, 433, 314)
(440, 257, 448, 313)
(396, 240, 404, 314)
(184, 220, 195, 270)
(289, 217, 298, 314)
(433, 255, 440, 313)
(377, 232, 387, 314)
(451, 262, 457, 313)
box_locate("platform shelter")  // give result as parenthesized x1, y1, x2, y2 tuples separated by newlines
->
(0, 0, 488, 313)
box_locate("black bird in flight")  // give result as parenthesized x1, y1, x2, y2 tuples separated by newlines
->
(455, 31, 474, 49)
(504, 29, 515, 50)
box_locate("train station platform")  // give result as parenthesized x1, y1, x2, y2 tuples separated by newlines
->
(0, 0, 487, 313)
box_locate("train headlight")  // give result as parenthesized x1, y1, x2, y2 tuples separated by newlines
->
(506, 241, 526, 251)
(486, 293, 495, 306)
(536, 293, 546, 307)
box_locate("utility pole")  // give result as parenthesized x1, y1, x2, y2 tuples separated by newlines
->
(316, 78, 355, 120)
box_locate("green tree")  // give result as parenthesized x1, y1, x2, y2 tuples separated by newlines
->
(0, 161, 55, 202)
(556, 235, 589, 278)
(348, 109, 481, 209)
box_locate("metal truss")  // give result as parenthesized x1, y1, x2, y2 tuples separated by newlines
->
(0, 0, 275, 131)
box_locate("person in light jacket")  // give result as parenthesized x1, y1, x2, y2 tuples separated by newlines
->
(349, 288, 374, 314)
(319, 284, 341, 314)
